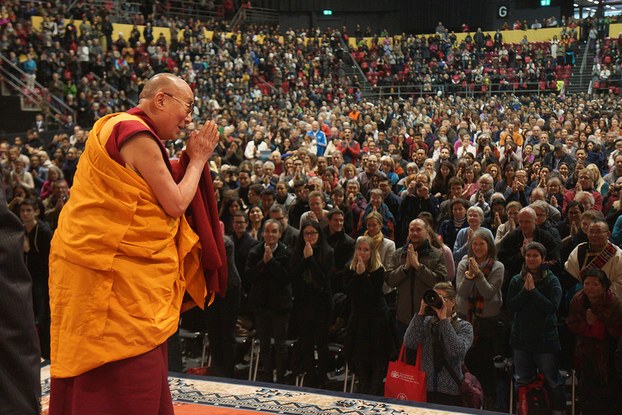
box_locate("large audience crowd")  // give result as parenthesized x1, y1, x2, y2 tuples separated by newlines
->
(2, 0, 622, 413)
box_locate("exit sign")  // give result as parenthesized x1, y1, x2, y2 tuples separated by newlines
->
(323, 9, 333, 15)
(541, 0, 551, 5)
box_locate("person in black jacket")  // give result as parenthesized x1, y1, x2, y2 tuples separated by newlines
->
(290, 221, 334, 387)
(206, 234, 242, 378)
(324, 208, 355, 294)
(231, 211, 259, 315)
(344, 236, 397, 395)
(398, 174, 440, 247)
(497, 207, 560, 302)
(19, 198, 52, 359)
(245, 219, 292, 383)
(0, 188, 41, 414)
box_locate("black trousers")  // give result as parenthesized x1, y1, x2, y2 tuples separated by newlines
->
(255, 308, 290, 381)
(206, 285, 241, 378)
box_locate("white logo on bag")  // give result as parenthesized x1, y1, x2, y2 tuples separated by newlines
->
(397, 393, 408, 400)
(390, 370, 400, 378)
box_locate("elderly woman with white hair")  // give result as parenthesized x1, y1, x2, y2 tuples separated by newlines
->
(574, 191, 596, 212)
(453, 206, 494, 264)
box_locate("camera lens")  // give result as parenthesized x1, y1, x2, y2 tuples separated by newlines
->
(422, 289, 443, 309)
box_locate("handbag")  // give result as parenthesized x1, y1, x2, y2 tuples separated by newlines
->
(384, 344, 427, 402)
(440, 353, 484, 409)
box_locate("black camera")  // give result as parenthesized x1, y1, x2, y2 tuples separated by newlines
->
(423, 289, 443, 316)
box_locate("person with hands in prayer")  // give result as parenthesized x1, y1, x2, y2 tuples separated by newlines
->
(246, 219, 292, 383)
(456, 229, 504, 405)
(386, 219, 447, 348)
(507, 242, 566, 415)
(343, 236, 397, 396)
(48, 73, 221, 415)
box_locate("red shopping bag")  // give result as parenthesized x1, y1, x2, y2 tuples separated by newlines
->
(384, 344, 426, 402)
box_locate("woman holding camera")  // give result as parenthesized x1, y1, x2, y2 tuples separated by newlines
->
(455, 229, 504, 405)
(507, 242, 565, 415)
(404, 282, 474, 407)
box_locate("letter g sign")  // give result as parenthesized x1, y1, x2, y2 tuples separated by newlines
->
(498, 5, 508, 18)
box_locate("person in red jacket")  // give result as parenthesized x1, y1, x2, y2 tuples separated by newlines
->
(338, 128, 360, 164)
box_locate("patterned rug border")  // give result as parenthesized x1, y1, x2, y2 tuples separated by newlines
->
(167, 371, 502, 415)
(40, 365, 501, 415)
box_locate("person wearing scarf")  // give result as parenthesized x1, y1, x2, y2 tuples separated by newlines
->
(455, 229, 504, 407)
(507, 242, 566, 415)
(363, 211, 396, 271)
(453, 205, 494, 265)
(565, 219, 622, 299)
(566, 269, 622, 415)
(438, 198, 470, 252)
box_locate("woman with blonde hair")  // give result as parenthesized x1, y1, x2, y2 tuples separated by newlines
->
(586, 163, 609, 195)
(364, 211, 395, 268)
(343, 236, 397, 395)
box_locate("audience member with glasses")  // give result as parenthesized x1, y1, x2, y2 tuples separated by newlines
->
(290, 220, 335, 387)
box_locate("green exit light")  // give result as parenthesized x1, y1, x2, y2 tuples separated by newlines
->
(540, 0, 551, 5)
(323, 9, 333, 15)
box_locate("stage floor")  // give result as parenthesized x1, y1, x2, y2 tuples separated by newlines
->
(40, 366, 499, 415)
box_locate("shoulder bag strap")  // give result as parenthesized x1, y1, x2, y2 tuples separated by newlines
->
(437, 334, 462, 387)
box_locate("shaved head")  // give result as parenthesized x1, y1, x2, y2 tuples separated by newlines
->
(139, 73, 190, 101)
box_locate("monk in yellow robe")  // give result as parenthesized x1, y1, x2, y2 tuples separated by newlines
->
(48, 73, 219, 415)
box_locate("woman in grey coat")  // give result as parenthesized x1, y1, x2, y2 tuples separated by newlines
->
(404, 282, 473, 407)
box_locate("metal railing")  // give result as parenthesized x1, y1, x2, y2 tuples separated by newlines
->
(230, 7, 278, 29)
(153, 0, 221, 22)
(338, 35, 371, 94)
(0, 54, 76, 127)
(360, 82, 568, 99)
(89, 72, 138, 107)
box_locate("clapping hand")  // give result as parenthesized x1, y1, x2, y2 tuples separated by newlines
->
(465, 257, 480, 280)
(570, 221, 578, 236)
(307, 211, 318, 222)
(523, 273, 535, 291)
(263, 244, 273, 263)
(303, 241, 313, 259)
(411, 248, 420, 270)
(550, 195, 558, 208)
(494, 211, 502, 228)
(355, 254, 366, 275)
(508, 217, 516, 232)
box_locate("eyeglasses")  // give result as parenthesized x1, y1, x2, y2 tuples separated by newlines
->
(162, 92, 194, 115)
(304, 231, 319, 236)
